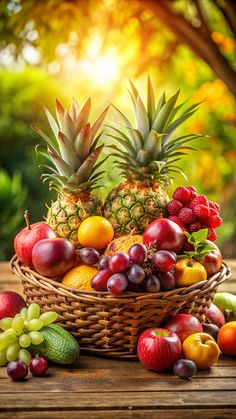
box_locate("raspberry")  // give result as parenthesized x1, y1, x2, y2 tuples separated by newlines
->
(193, 204, 210, 219)
(189, 194, 208, 209)
(209, 207, 218, 216)
(209, 201, 220, 211)
(167, 200, 183, 215)
(207, 214, 223, 228)
(186, 186, 197, 199)
(178, 208, 195, 225)
(168, 216, 184, 228)
(207, 228, 218, 241)
(189, 222, 202, 233)
(173, 187, 191, 204)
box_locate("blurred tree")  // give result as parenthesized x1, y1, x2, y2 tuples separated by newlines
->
(140, 0, 236, 99)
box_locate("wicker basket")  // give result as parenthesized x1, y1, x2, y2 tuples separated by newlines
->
(11, 256, 231, 359)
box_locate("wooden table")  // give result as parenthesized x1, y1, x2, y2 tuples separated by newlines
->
(0, 260, 236, 419)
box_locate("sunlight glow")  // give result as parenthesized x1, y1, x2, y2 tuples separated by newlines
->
(79, 54, 119, 84)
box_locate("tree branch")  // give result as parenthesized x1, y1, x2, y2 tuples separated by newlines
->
(193, 0, 212, 39)
(141, 0, 236, 99)
(215, 0, 236, 38)
(224, 0, 236, 32)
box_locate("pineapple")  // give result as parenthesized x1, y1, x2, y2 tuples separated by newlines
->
(104, 77, 202, 236)
(104, 234, 143, 256)
(34, 98, 109, 246)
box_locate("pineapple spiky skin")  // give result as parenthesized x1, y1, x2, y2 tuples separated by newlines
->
(47, 193, 101, 247)
(104, 234, 143, 256)
(104, 181, 169, 236)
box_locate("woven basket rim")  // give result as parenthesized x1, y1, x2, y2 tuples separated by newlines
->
(10, 255, 231, 303)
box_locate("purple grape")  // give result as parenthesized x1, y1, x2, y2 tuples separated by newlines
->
(127, 282, 144, 293)
(128, 243, 147, 265)
(107, 273, 128, 295)
(159, 271, 176, 290)
(173, 359, 197, 379)
(7, 361, 28, 381)
(152, 250, 177, 272)
(143, 274, 161, 293)
(127, 264, 145, 284)
(91, 269, 112, 291)
(30, 355, 48, 376)
(98, 256, 110, 270)
(79, 248, 100, 265)
(109, 252, 130, 274)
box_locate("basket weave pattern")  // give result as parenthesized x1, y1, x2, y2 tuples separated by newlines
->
(11, 256, 231, 359)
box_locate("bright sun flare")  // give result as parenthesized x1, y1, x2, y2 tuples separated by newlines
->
(78, 34, 120, 84)
(79, 54, 119, 84)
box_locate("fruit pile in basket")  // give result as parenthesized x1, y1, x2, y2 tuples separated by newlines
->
(13, 76, 225, 295)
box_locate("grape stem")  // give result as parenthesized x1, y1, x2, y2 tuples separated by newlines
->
(24, 210, 31, 230)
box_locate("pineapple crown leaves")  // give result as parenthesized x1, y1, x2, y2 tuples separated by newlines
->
(106, 76, 205, 183)
(33, 98, 109, 194)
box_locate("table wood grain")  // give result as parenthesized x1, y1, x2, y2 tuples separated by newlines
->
(0, 260, 236, 419)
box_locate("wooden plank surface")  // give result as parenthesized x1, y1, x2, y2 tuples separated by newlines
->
(0, 260, 236, 418)
(2, 410, 236, 419)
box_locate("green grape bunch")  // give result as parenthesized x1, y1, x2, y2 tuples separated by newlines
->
(0, 303, 58, 366)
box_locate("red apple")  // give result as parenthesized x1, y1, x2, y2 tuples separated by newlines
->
(199, 240, 222, 277)
(14, 210, 57, 268)
(163, 314, 203, 342)
(137, 328, 181, 372)
(205, 303, 225, 328)
(32, 238, 76, 278)
(143, 219, 184, 253)
(0, 291, 26, 319)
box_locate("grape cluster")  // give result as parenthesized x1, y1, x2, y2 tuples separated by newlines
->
(90, 244, 177, 295)
(0, 303, 58, 366)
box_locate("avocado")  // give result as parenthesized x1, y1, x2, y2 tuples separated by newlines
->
(30, 324, 80, 364)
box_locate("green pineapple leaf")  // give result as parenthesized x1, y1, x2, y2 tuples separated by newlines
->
(135, 95, 149, 140)
(147, 75, 155, 126)
(75, 98, 91, 132)
(152, 90, 179, 133)
(43, 105, 59, 139)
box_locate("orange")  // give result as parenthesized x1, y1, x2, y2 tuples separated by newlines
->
(62, 265, 98, 291)
(78, 216, 114, 250)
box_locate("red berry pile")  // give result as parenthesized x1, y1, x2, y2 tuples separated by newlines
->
(167, 186, 222, 242)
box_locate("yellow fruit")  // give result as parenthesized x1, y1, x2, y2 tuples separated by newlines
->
(62, 265, 98, 291)
(78, 216, 114, 250)
(175, 258, 207, 287)
(104, 234, 143, 256)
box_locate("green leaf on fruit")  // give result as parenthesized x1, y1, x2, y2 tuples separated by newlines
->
(192, 229, 208, 243)
(183, 228, 212, 260)
(184, 251, 197, 258)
